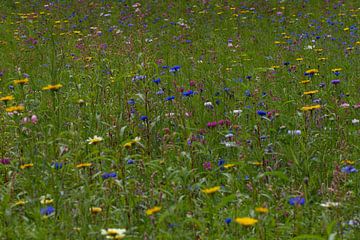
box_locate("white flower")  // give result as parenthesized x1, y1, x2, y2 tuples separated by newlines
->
(86, 135, 103, 145)
(352, 119, 359, 124)
(320, 201, 340, 208)
(233, 109, 242, 115)
(225, 133, 234, 138)
(101, 228, 126, 239)
(204, 102, 213, 108)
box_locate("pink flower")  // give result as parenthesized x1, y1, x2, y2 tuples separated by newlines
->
(31, 115, 38, 124)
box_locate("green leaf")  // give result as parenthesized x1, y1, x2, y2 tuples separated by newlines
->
(292, 234, 325, 240)
(258, 171, 289, 182)
(215, 194, 237, 210)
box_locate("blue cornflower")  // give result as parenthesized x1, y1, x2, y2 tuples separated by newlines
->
(165, 96, 175, 101)
(245, 90, 251, 97)
(40, 206, 55, 216)
(341, 166, 358, 174)
(183, 90, 194, 97)
(52, 162, 63, 170)
(169, 65, 181, 73)
(140, 116, 148, 121)
(127, 159, 134, 164)
(218, 159, 225, 166)
(257, 110, 267, 116)
(102, 172, 117, 179)
(156, 90, 164, 95)
(289, 197, 305, 206)
(127, 99, 135, 105)
(225, 218, 232, 224)
(153, 78, 161, 84)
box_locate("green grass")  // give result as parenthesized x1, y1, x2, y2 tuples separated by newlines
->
(0, 0, 360, 239)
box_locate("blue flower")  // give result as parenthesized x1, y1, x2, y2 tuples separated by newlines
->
(153, 78, 161, 84)
(341, 166, 358, 174)
(40, 206, 55, 216)
(127, 99, 135, 105)
(183, 90, 194, 97)
(225, 218, 232, 224)
(165, 96, 175, 101)
(52, 162, 63, 170)
(218, 159, 225, 166)
(289, 197, 305, 206)
(257, 110, 267, 116)
(127, 159, 134, 164)
(140, 116, 148, 121)
(102, 172, 117, 179)
(169, 65, 181, 73)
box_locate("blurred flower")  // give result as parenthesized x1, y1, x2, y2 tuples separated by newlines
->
(40, 206, 55, 216)
(0, 95, 14, 102)
(140, 115, 148, 121)
(224, 164, 235, 169)
(201, 186, 220, 194)
(203, 161, 211, 170)
(289, 197, 305, 206)
(76, 163, 92, 168)
(20, 163, 33, 169)
(304, 69, 318, 76)
(235, 217, 258, 226)
(102, 172, 117, 179)
(14, 200, 27, 206)
(146, 206, 161, 215)
(14, 78, 29, 85)
(341, 166, 358, 173)
(5, 105, 24, 113)
(0, 158, 11, 165)
(86, 135, 103, 145)
(257, 110, 267, 116)
(301, 105, 321, 111)
(255, 207, 269, 213)
(352, 119, 359, 124)
(42, 84, 63, 91)
(101, 228, 126, 239)
(320, 201, 340, 208)
(31, 115, 38, 124)
(225, 218, 232, 224)
(303, 90, 319, 95)
(331, 79, 340, 85)
(40, 195, 53, 205)
(90, 207, 102, 214)
(123, 137, 141, 148)
(288, 130, 301, 135)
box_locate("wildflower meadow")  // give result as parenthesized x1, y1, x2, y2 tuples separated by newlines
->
(0, 0, 360, 239)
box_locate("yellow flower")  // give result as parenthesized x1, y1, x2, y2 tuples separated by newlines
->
(318, 57, 327, 61)
(90, 207, 102, 214)
(86, 135, 103, 145)
(301, 105, 321, 111)
(331, 68, 342, 72)
(40, 195, 53, 205)
(303, 90, 319, 95)
(235, 217, 258, 226)
(0, 95, 14, 102)
(201, 186, 221, 194)
(255, 207, 269, 213)
(5, 105, 24, 112)
(299, 80, 310, 84)
(123, 137, 141, 148)
(341, 160, 355, 165)
(76, 163, 92, 168)
(146, 206, 161, 215)
(14, 78, 29, 85)
(224, 164, 235, 169)
(296, 58, 304, 61)
(14, 200, 27, 206)
(305, 69, 319, 75)
(42, 84, 63, 91)
(20, 163, 33, 169)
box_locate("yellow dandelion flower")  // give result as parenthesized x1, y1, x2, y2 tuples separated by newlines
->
(14, 78, 29, 85)
(255, 207, 269, 213)
(14, 200, 27, 206)
(341, 160, 355, 165)
(76, 163, 92, 168)
(355, 41, 360, 45)
(5, 105, 25, 112)
(146, 206, 161, 216)
(250, 161, 263, 166)
(305, 69, 319, 75)
(343, 27, 349, 31)
(40, 195, 53, 205)
(235, 217, 258, 226)
(331, 68, 342, 72)
(271, 65, 280, 69)
(299, 80, 311, 84)
(318, 57, 327, 61)
(301, 105, 321, 111)
(20, 163, 33, 169)
(296, 58, 304, 61)
(0, 95, 14, 102)
(303, 90, 319, 95)
(224, 164, 235, 169)
(201, 186, 221, 194)
(90, 207, 102, 214)
(42, 84, 63, 91)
